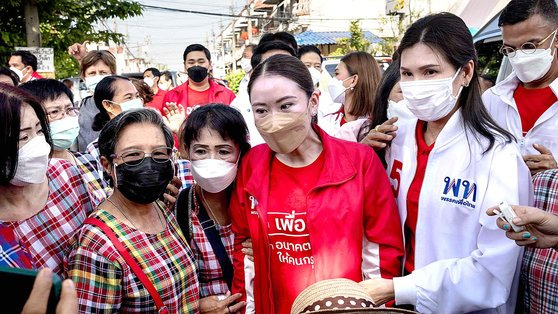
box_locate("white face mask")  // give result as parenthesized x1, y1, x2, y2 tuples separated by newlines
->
(508, 35, 557, 83)
(10, 135, 51, 186)
(143, 77, 155, 88)
(85, 75, 107, 91)
(49, 116, 80, 150)
(240, 58, 252, 73)
(328, 76, 352, 103)
(191, 158, 238, 193)
(387, 99, 415, 120)
(400, 68, 463, 122)
(9, 66, 24, 81)
(308, 67, 321, 86)
(158, 80, 171, 91)
(117, 98, 144, 112)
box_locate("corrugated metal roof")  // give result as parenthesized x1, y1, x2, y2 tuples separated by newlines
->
(295, 31, 383, 46)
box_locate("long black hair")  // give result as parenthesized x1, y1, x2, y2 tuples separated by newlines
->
(397, 12, 514, 152)
(92, 75, 130, 132)
(358, 59, 401, 143)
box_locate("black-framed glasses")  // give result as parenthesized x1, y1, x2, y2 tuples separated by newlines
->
(500, 29, 558, 57)
(46, 107, 79, 120)
(112, 146, 172, 166)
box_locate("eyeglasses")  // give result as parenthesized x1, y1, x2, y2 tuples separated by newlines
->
(46, 107, 79, 120)
(112, 147, 173, 166)
(500, 29, 558, 57)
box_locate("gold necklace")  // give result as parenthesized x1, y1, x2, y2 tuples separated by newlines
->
(106, 198, 164, 231)
(199, 187, 222, 226)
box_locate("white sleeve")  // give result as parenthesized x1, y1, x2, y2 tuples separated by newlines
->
(362, 236, 381, 279)
(394, 145, 533, 313)
(244, 256, 256, 314)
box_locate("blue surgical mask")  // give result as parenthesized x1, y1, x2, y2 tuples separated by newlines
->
(49, 116, 80, 150)
(112, 98, 144, 112)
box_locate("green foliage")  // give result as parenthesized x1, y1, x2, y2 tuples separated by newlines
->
(0, 0, 142, 78)
(476, 40, 502, 81)
(225, 70, 245, 94)
(333, 20, 371, 55)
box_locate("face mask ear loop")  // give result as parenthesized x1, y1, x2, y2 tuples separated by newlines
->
(450, 67, 464, 99)
(550, 29, 558, 58)
(112, 162, 118, 188)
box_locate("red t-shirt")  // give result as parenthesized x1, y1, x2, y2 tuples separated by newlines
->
(186, 86, 210, 114)
(514, 84, 557, 134)
(404, 120, 434, 274)
(146, 88, 167, 115)
(268, 152, 324, 314)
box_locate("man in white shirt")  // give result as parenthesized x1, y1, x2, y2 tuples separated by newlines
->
(483, 0, 558, 175)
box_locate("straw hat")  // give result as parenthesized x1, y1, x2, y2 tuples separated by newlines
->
(291, 279, 417, 314)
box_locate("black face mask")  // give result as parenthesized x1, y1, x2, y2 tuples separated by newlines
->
(187, 66, 209, 83)
(114, 158, 174, 204)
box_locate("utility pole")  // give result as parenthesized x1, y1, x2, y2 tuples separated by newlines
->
(247, 0, 253, 43)
(231, 0, 237, 71)
(24, 0, 40, 46)
(219, 20, 225, 70)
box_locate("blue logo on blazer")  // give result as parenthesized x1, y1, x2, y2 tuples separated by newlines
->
(440, 177, 477, 208)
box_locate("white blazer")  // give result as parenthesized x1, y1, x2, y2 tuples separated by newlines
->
(483, 72, 558, 157)
(386, 109, 533, 313)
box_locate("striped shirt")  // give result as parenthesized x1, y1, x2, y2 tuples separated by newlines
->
(66, 204, 199, 313)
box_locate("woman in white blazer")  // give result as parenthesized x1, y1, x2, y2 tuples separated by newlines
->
(360, 13, 533, 313)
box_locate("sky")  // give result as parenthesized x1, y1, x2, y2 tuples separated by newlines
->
(110, 0, 247, 70)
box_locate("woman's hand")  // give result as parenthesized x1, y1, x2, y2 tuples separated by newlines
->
(487, 204, 558, 249)
(242, 239, 254, 262)
(360, 117, 398, 151)
(163, 176, 182, 208)
(199, 291, 246, 314)
(163, 104, 186, 134)
(22, 268, 78, 314)
(359, 277, 395, 306)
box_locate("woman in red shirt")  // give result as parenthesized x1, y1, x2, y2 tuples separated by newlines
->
(230, 54, 404, 314)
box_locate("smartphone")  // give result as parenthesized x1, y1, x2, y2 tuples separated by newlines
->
(0, 266, 61, 314)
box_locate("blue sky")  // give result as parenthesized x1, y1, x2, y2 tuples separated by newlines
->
(112, 0, 247, 70)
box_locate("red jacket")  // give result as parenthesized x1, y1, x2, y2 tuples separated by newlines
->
(230, 126, 404, 313)
(162, 79, 235, 115)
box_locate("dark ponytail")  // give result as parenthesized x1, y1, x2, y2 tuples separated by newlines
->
(248, 54, 314, 99)
(92, 75, 130, 131)
(397, 12, 514, 152)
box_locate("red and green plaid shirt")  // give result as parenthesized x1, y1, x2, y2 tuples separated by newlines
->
(66, 205, 199, 313)
(521, 169, 558, 312)
(1, 159, 94, 275)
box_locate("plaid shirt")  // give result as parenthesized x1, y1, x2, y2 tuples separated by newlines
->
(66, 205, 199, 313)
(185, 186, 234, 297)
(85, 138, 109, 190)
(175, 159, 194, 190)
(1, 159, 94, 276)
(0, 224, 34, 268)
(73, 152, 108, 205)
(521, 169, 558, 313)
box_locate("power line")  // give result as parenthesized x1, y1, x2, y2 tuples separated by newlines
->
(142, 4, 290, 22)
